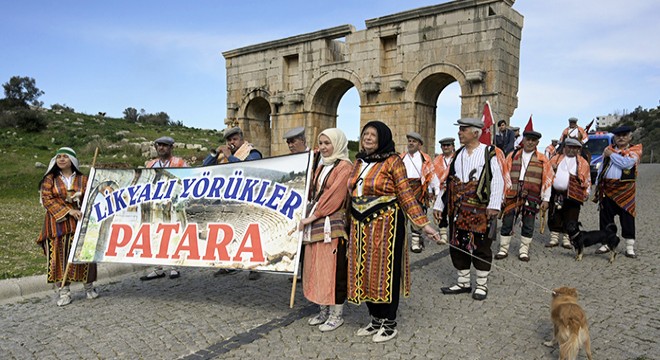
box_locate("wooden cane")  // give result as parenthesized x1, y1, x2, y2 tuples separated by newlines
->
(60, 147, 99, 290)
(539, 208, 547, 234)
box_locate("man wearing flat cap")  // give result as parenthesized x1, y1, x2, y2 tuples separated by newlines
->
(511, 126, 522, 150)
(141, 136, 189, 281)
(203, 126, 262, 280)
(495, 120, 516, 155)
(544, 139, 559, 160)
(283, 126, 309, 154)
(495, 129, 553, 262)
(559, 117, 588, 145)
(203, 127, 262, 165)
(545, 138, 591, 249)
(593, 125, 643, 258)
(432, 118, 508, 300)
(400, 131, 440, 253)
(432, 137, 456, 244)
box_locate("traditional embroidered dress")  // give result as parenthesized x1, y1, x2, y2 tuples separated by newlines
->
(303, 160, 352, 305)
(347, 155, 428, 305)
(37, 173, 96, 283)
(594, 144, 642, 239)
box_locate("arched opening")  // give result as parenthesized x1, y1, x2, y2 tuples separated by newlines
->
(336, 87, 360, 150)
(413, 72, 461, 155)
(435, 82, 461, 155)
(241, 97, 271, 156)
(309, 78, 359, 148)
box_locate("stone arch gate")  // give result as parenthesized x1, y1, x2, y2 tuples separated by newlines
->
(222, 0, 522, 156)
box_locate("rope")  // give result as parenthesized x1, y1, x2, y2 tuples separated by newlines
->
(441, 240, 556, 294)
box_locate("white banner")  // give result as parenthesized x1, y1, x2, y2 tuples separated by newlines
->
(69, 152, 312, 275)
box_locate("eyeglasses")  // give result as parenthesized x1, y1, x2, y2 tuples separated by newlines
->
(441, 144, 453, 147)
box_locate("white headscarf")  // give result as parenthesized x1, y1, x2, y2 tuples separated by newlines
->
(318, 128, 351, 166)
(44, 147, 80, 175)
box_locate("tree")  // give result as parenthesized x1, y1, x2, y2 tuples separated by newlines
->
(123, 107, 139, 122)
(2, 76, 44, 108)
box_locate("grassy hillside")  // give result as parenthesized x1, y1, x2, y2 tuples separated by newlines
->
(0, 110, 222, 279)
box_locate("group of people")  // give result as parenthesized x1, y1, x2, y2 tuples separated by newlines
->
(37, 115, 641, 345)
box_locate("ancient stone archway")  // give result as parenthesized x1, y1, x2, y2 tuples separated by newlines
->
(222, 0, 522, 155)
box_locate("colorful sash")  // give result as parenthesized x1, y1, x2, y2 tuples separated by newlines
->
(602, 178, 636, 217)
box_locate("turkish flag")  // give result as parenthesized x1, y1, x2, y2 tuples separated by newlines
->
(479, 101, 494, 145)
(524, 114, 534, 132)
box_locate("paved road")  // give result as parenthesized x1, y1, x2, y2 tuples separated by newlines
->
(2, 165, 659, 360)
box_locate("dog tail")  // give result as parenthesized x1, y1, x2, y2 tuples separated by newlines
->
(560, 325, 590, 360)
(605, 223, 617, 234)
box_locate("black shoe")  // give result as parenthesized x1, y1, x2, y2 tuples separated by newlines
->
(140, 272, 166, 281)
(248, 271, 260, 280)
(624, 251, 637, 259)
(441, 285, 472, 295)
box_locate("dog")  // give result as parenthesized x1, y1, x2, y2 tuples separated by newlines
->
(543, 287, 593, 360)
(566, 221, 620, 263)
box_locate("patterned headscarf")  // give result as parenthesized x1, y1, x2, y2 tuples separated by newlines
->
(356, 120, 397, 163)
(318, 128, 351, 166)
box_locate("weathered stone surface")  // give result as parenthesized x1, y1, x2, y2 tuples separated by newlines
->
(223, 0, 523, 156)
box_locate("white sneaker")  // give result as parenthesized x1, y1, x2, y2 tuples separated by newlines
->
(318, 317, 344, 332)
(57, 294, 72, 307)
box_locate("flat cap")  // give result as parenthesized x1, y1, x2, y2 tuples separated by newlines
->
(510, 126, 520, 131)
(454, 117, 484, 129)
(283, 126, 305, 139)
(438, 137, 455, 145)
(154, 136, 175, 145)
(523, 130, 542, 140)
(406, 131, 424, 144)
(551, 139, 559, 143)
(611, 125, 633, 135)
(568, 117, 578, 123)
(564, 138, 582, 147)
(223, 127, 243, 139)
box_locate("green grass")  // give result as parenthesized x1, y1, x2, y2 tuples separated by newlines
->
(0, 111, 222, 279)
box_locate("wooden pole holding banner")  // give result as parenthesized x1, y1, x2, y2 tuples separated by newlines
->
(60, 147, 99, 290)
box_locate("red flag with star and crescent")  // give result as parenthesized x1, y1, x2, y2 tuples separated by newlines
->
(479, 101, 494, 145)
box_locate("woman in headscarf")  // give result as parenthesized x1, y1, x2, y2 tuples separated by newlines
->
(298, 128, 352, 332)
(347, 121, 442, 342)
(37, 147, 98, 306)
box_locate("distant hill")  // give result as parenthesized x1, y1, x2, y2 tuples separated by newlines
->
(600, 105, 659, 163)
(0, 110, 223, 199)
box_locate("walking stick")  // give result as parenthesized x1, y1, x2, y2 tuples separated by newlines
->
(60, 147, 99, 290)
(539, 208, 547, 234)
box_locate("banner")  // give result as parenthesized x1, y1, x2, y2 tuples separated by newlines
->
(69, 152, 312, 275)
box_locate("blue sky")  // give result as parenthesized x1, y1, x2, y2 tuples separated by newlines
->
(2, 1, 658, 153)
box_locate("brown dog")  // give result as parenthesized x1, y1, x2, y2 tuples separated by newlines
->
(543, 287, 593, 360)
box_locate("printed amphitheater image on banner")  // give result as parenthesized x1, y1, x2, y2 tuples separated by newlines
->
(69, 153, 311, 274)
